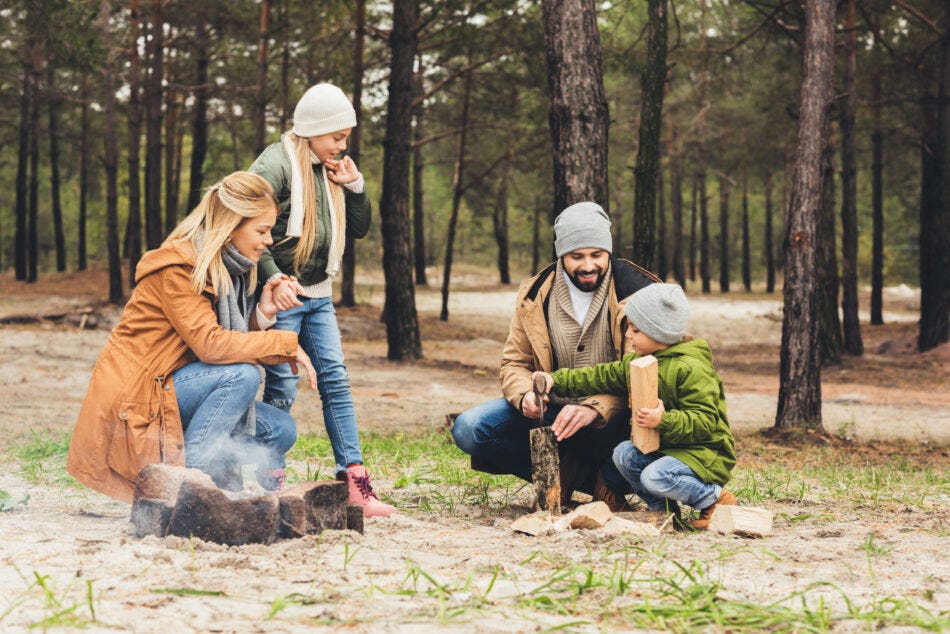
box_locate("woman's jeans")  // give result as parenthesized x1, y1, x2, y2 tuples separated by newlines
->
(173, 361, 297, 476)
(612, 440, 721, 511)
(263, 296, 362, 472)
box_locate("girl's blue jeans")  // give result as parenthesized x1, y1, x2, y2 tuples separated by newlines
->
(173, 361, 297, 474)
(612, 440, 721, 511)
(263, 296, 363, 473)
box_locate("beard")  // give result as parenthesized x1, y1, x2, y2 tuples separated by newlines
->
(566, 268, 606, 292)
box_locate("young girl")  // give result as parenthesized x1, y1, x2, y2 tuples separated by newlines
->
(68, 172, 317, 502)
(248, 83, 394, 517)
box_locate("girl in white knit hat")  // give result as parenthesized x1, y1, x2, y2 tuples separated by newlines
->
(248, 83, 395, 517)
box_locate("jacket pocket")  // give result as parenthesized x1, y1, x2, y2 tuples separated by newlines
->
(106, 401, 161, 483)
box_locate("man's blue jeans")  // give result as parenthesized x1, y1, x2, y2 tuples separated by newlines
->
(173, 361, 297, 474)
(263, 296, 362, 473)
(451, 398, 630, 494)
(612, 440, 721, 511)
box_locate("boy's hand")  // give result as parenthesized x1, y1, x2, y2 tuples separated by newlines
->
(635, 399, 665, 429)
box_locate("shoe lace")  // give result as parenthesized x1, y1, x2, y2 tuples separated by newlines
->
(352, 473, 379, 501)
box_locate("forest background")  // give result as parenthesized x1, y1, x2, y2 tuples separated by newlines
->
(0, 0, 948, 420)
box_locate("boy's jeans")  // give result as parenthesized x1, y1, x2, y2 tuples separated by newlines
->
(173, 361, 297, 474)
(612, 440, 721, 511)
(263, 296, 362, 472)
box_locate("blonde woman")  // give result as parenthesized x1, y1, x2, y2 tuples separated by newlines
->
(248, 83, 394, 517)
(67, 172, 317, 503)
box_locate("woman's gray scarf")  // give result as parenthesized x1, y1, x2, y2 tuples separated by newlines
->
(215, 241, 258, 437)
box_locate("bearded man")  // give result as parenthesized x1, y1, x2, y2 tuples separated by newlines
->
(451, 201, 659, 509)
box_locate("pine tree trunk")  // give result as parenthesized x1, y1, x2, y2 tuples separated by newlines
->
(817, 138, 841, 365)
(14, 62, 30, 281)
(765, 167, 775, 292)
(379, 0, 422, 360)
(917, 6, 950, 353)
(186, 7, 209, 212)
(127, 0, 143, 284)
(279, 0, 290, 131)
(100, 0, 123, 303)
(689, 175, 697, 282)
(340, 0, 366, 307)
(741, 174, 751, 292)
(657, 151, 668, 280)
(718, 175, 730, 293)
(697, 0, 709, 293)
(144, 0, 164, 249)
(699, 170, 710, 293)
(254, 0, 271, 156)
(839, 0, 863, 355)
(776, 0, 835, 432)
(440, 63, 473, 322)
(47, 66, 66, 272)
(412, 91, 428, 286)
(27, 55, 40, 283)
(669, 122, 685, 288)
(493, 143, 513, 285)
(632, 0, 667, 270)
(870, 70, 884, 325)
(541, 0, 609, 212)
(164, 87, 179, 235)
(532, 200, 541, 273)
(78, 72, 89, 271)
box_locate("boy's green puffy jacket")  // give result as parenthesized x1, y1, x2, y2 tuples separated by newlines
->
(551, 338, 735, 485)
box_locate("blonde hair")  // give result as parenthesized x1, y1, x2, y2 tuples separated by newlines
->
(164, 171, 278, 298)
(288, 133, 346, 273)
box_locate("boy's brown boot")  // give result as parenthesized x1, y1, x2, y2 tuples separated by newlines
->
(692, 489, 737, 530)
(593, 469, 632, 513)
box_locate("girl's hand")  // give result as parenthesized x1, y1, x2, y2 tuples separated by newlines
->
(635, 399, 665, 429)
(288, 345, 318, 390)
(324, 155, 361, 185)
(268, 276, 304, 312)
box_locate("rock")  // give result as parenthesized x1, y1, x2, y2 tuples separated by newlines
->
(568, 501, 612, 529)
(276, 481, 348, 538)
(511, 511, 556, 536)
(708, 505, 774, 538)
(130, 498, 173, 538)
(601, 516, 661, 537)
(133, 464, 215, 504)
(346, 505, 364, 534)
(166, 479, 280, 546)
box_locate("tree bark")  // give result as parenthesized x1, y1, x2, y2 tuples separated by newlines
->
(839, 0, 863, 355)
(669, 122, 685, 288)
(917, 3, 950, 353)
(411, 72, 428, 286)
(765, 167, 775, 293)
(186, 6, 209, 213)
(144, 0, 164, 249)
(632, 0, 667, 270)
(532, 200, 542, 273)
(14, 62, 30, 281)
(870, 69, 884, 325)
(718, 174, 730, 293)
(78, 72, 89, 271)
(254, 0, 271, 156)
(379, 0, 422, 360)
(775, 0, 834, 432)
(440, 63, 474, 322)
(541, 0, 609, 213)
(697, 0, 709, 293)
(27, 55, 40, 283)
(164, 86, 179, 235)
(100, 0, 123, 303)
(689, 175, 697, 282)
(279, 0, 290, 131)
(741, 174, 751, 292)
(657, 151, 668, 280)
(126, 0, 143, 284)
(340, 0, 366, 307)
(493, 142, 513, 285)
(817, 137, 841, 365)
(699, 170, 710, 293)
(47, 65, 66, 272)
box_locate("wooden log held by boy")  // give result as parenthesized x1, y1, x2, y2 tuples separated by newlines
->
(629, 355, 661, 453)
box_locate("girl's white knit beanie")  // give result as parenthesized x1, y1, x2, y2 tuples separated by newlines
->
(292, 83, 357, 137)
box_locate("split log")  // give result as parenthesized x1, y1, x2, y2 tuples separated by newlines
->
(601, 516, 661, 537)
(529, 426, 560, 515)
(629, 355, 661, 453)
(276, 481, 348, 538)
(708, 505, 773, 538)
(166, 479, 280, 546)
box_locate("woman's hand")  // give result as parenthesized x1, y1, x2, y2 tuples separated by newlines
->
(266, 276, 305, 313)
(288, 345, 318, 390)
(324, 156, 361, 185)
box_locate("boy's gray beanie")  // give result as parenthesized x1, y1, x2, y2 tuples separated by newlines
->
(624, 283, 689, 345)
(553, 202, 613, 257)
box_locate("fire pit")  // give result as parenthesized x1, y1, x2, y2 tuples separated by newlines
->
(130, 464, 362, 545)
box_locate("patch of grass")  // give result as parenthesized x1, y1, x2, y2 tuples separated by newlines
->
(0, 569, 98, 631)
(0, 489, 29, 511)
(10, 431, 78, 488)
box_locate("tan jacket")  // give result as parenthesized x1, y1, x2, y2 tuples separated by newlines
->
(500, 257, 659, 423)
(66, 241, 298, 503)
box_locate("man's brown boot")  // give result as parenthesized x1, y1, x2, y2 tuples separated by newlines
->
(593, 469, 632, 513)
(692, 489, 737, 530)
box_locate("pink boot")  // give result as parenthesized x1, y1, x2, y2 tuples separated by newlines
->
(339, 465, 396, 517)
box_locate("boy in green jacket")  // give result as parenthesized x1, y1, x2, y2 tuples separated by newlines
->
(534, 283, 737, 529)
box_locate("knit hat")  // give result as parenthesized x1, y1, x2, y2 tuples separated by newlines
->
(553, 202, 613, 257)
(624, 283, 689, 345)
(292, 83, 357, 138)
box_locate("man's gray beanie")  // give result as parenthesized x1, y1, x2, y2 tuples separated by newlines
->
(624, 283, 689, 345)
(553, 202, 613, 257)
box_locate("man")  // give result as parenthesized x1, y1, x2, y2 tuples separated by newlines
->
(452, 201, 658, 509)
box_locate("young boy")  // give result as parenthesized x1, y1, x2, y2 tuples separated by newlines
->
(533, 283, 737, 529)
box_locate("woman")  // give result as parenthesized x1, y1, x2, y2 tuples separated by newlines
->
(67, 172, 316, 503)
(248, 82, 394, 517)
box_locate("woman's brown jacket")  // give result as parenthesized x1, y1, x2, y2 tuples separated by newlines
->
(66, 241, 298, 503)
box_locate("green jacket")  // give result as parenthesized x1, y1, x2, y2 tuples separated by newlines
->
(249, 141, 372, 286)
(551, 338, 735, 485)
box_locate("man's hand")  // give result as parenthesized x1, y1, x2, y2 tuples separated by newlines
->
(521, 390, 547, 420)
(530, 371, 553, 396)
(551, 404, 600, 441)
(635, 399, 665, 429)
(288, 345, 318, 390)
